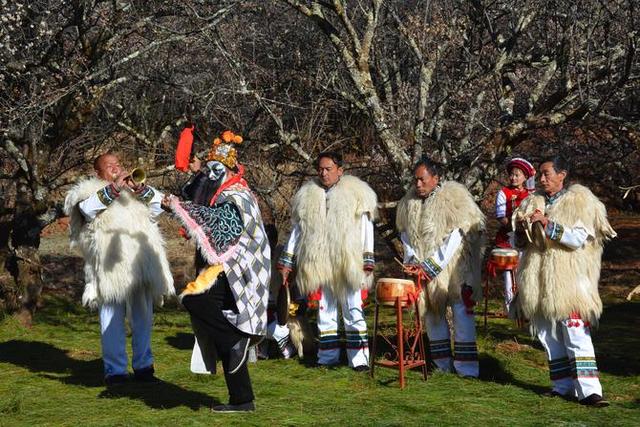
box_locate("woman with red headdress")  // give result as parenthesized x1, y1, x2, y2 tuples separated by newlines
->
(495, 157, 536, 315)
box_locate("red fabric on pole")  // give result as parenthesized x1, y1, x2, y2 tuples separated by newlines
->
(175, 124, 194, 172)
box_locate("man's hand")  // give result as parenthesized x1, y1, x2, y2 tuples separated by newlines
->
(280, 267, 291, 284)
(113, 172, 129, 191)
(189, 156, 202, 173)
(403, 264, 422, 276)
(161, 194, 174, 211)
(529, 209, 548, 228)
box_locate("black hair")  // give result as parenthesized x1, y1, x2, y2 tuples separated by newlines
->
(539, 155, 569, 175)
(316, 151, 343, 168)
(413, 155, 443, 177)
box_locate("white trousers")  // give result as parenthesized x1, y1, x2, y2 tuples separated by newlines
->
(266, 319, 293, 358)
(425, 301, 479, 377)
(536, 317, 603, 399)
(503, 271, 515, 314)
(317, 286, 369, 367)
(99, 289, 154, 377)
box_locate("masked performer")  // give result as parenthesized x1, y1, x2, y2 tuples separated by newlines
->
(494, 157, 536, 314)
(278, 152, 376, 370)
(514, 155, 615, 407)
(396, 156, 485, 378)
(165, 130, 270, 412)
(64, 153, 174, 385)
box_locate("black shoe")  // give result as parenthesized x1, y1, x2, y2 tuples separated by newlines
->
(352, 365, 369, 372)
(579, 394, 609, 407)
(133, 366, 160, 383)
(228, 338, 250, 374)
(212, 401, 256, 413)
(104, 374, 129, 386)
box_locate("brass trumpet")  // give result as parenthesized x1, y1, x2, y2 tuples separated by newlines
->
(127, 168, 146, 185)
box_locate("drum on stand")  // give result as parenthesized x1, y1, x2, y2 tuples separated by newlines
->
(489, 248, 519, 270)
(375, 278, 417, 307)
(371, 277, 427, 388)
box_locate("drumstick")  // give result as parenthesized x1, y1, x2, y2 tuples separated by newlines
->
(394, 257, 405, 268)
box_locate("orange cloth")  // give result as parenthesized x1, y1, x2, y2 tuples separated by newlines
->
(181, 264, 224, 297)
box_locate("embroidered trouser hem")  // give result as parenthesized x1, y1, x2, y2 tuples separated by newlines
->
(425, 301, 478, 377)
(317, 286, 369, 367)
(537, 317, 602, 400)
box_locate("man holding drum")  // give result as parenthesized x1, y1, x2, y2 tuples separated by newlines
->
(396, 156, 486, 378)
(514, 155, 616, 407)
(278, 152, 376, 371)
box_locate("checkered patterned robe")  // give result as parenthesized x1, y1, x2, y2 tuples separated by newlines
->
(172, 184, 270, 339)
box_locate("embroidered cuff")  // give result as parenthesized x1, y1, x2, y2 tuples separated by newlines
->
(420, 257, 442, 281)
(135, 184, 155, 204)
(96, 184, 120, 206)
(545, 221, 564, 241)
(277, 251, 295, 270)
(363, 252, 375, 270)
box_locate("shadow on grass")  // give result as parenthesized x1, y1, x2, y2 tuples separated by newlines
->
(483, 300, 640, 377)
(165, 332, 195, 350)
(0, 340, 103, 387)
(98, 380, 218, 410)
(0, 340, 214, 410)
(479, 353, 547, 395)
(593, 301, 640, 377)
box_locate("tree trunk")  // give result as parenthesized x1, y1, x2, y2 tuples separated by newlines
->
(3, 181, 46, 326)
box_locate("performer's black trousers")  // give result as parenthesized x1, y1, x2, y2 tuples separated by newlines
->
(182, 277, 254, 405)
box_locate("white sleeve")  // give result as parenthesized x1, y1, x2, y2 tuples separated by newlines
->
(278, 223, 300, 268)
(361, 213, 375, 267)
(545, 220, 591, 250)
(361, 214, 374, 252)
(78, 193, 109, 222)
(400, 231, 417, 264)
(146, 187, 164, 218)
(420, 228, 463, 280)
(495, 190, 507, 219)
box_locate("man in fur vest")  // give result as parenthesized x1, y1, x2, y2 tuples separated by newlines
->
(64, 153, 175, 386)
(396, 156, 485, 378)
(514, 155, 616, 407)
(164, 130, 270, 412)
(278, 152, 376, 370)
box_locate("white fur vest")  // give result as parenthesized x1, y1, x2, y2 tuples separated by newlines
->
(292, 175, 377, 301)
(396, 181, 486, 314)
(515, 184, 615, 329)
(64, 178, 175, 305)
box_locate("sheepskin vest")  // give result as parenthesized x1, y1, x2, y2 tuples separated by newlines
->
(515, 184, 616, 330)
(396, 181, 486, 315)
(292, 175, 377, 301)
(64, 178, 175, 305)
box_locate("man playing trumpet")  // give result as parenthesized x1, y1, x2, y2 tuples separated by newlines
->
(514, 155, 616, 406)
(64, 153, 175, 386)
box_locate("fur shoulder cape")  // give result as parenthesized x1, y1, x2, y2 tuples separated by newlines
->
(292, 175, 377, 301)
(396, 181, 486, 314)
(515, 184, 616, 329)
(64, 178, 174, 305)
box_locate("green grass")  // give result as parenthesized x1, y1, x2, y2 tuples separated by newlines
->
(1, 295, 639, 427)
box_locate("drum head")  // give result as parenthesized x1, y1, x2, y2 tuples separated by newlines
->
(276, 284, 290, 326)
